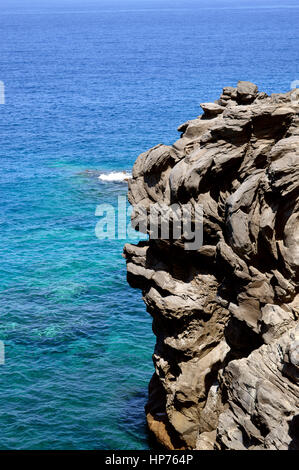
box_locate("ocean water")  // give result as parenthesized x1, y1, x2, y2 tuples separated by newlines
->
(0, 0, 298, 450)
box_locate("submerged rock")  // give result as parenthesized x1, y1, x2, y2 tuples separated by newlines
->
(124, 83, 299, 450)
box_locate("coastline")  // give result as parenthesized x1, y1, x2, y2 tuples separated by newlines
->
(124, 82, 299, 450)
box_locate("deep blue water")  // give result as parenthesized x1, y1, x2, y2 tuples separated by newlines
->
(0, 0, 298, 450)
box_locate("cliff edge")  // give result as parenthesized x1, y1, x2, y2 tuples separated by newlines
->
(124, 82, 299, 450)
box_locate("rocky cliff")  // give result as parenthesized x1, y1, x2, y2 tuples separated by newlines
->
(124, 82, 299, 450)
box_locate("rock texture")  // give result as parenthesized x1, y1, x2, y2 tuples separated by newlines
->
(124, 82, 299, 450)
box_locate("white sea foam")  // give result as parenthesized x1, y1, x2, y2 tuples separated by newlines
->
(98, 171, 132, 182)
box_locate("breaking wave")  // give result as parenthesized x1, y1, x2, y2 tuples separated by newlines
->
(98, 171, 132, 182)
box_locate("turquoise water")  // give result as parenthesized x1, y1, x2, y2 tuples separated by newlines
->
(0, 0, 299, 450)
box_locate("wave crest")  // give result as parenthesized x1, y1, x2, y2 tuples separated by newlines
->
(98, 171, 131, 182)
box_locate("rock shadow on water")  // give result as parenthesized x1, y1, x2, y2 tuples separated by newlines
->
(118, 387, 163, 450)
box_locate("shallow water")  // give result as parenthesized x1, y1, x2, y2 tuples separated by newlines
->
(0, 0, 298, 450)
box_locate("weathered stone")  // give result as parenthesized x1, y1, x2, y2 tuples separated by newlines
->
(124, 82, 299, 450)
(200, 102, 225, 118)
(236, 80, 259, 104)
(217, 326, 299, 450)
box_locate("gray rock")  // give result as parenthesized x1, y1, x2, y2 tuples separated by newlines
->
(124, 82, 299, 450)
(200, 102, 225, 118)
(237, 80, 259, 104)
(217, 326, 299, 450)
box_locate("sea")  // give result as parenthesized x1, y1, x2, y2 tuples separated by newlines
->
(0, 0, 298, 450)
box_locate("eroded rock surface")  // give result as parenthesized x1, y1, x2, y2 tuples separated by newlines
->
(124, 82, 299, 450)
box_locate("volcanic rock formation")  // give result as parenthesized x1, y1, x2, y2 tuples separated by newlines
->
(124, 81, 299, 450)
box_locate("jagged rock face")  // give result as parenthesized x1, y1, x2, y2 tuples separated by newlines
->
(124, 82, 299, 450)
